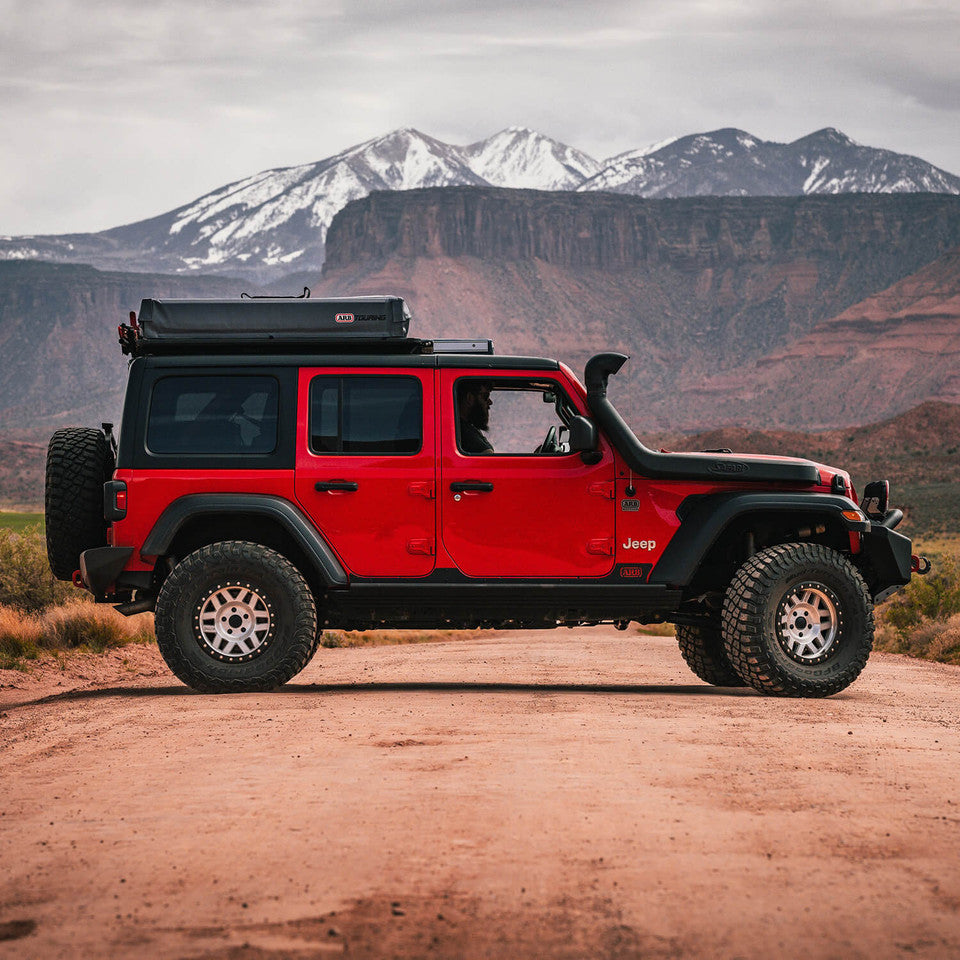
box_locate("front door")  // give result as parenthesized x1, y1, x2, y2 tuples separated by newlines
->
(439, 370, 616, 578)
(295, 367, 437, 577)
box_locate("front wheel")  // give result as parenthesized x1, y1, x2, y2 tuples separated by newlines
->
(721, 543, 873, 697)
(155, 541, 317, 693)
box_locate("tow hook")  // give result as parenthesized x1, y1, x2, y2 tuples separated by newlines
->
(912, 555, 932, 575)
(72, 569, 85, 589)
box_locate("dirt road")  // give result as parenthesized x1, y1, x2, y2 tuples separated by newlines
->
(2, 629, 959, 959)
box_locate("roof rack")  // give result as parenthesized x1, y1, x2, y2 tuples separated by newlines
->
(426, 339, 493, 355)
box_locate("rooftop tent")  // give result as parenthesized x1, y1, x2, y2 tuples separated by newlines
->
(136, 296, 411, 342)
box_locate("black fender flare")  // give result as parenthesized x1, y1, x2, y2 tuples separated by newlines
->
(650, 492, 868, 587)
(141, 494, 348, 587)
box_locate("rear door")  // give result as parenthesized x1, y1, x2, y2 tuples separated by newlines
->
(438, 369, 616, 578)
(294, 367, 437, 577)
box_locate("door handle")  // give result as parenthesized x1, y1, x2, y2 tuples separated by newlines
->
(450, 481, 494, 493)
(315, 480, 358, 492)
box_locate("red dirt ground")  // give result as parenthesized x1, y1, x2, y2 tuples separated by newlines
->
(2, 628, 959, 959)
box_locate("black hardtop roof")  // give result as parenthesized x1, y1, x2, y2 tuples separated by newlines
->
(138, 353, 561, 371)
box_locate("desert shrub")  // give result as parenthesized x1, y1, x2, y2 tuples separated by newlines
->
(0, 604, 43, 667)
(875, 613, 960, 666)
(881, 559, 960, 637)
(0, 527, 79, 613)
(41, 600, 152, 652)
(0, 599, 154, 667)
(876, 559, 960, 664)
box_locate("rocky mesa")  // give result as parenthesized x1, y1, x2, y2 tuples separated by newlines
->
(315, 187, 960, 429)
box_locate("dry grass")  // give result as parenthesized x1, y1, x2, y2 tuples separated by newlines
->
(875, 613, 960, 666)
(319, 629, 482, 648)
(0, 600, 154, 670)
(0, 526, 80, 613)
(0, 525, 154, 669)
(635, 622, 676, 637)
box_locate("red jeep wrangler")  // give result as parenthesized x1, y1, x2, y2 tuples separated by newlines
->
(45, 295, 923, 696)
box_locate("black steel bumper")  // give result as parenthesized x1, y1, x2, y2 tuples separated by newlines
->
(859, 523, 913, 603)
(79, 546, 133, 598)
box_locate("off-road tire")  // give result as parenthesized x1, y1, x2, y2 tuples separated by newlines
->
(676, 622, 745, 687)
(721, 542, 873, 698)
(155, 541, 317, 693)
(45, 427, 115, 581)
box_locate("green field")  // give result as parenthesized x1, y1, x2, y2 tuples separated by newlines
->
(0, 511, 44, 534)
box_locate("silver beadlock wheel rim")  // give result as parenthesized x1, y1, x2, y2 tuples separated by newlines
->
(777, 582, 840, 662)
(195, 582, 272, 661)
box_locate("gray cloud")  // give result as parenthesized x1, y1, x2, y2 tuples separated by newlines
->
(1, 0, 957, 234)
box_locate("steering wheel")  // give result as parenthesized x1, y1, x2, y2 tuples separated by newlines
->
(536, 425, 559, 454)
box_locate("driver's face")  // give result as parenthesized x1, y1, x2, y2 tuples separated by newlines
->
(466, 385, 492, 430)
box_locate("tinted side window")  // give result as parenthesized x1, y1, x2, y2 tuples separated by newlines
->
(147, 375, 279, 455)
(309, 376, 422, 455)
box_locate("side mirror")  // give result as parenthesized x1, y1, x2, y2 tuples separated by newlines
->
(568, 415, 597, 453)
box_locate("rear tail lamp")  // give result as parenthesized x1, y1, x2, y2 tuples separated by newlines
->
(104, 480, 127, 521)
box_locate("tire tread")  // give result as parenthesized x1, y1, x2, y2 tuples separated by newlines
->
(676, 622, 745, 687)
(721, 542, 873, 697)
(155, 541, 317, 693)
(45, 427, 114, 580)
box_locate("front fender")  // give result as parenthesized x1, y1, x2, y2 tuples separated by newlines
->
(650, 492, 870, 589)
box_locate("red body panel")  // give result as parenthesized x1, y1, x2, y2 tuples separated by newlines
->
(293, 367, 437, 578)
(109, 470, 296, 570)
(438, 368, 617, 578)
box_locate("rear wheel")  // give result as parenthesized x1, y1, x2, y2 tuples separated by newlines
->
(155, 541, 317, 693)
(676, 621, 745, 687)
(45, 427, 114, 580)
(721, 542, 873, 697)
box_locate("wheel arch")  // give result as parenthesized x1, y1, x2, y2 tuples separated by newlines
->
(142, 494, 348, 595)
(652, 493, 865, 594)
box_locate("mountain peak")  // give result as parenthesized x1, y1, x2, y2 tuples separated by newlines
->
(370, 126, 436, 146)
(461, 128, 600, 190)
(793, 127, 857, 148)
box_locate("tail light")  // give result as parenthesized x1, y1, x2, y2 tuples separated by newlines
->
(104, 480, 127, 521)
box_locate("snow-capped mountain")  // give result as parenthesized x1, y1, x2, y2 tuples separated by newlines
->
(578, 127, 960, 198)
(2, 126, 958, 281)
(153, 127, 597, 273)
(461, 126, 600, 190)
(112, 128, 489, 275)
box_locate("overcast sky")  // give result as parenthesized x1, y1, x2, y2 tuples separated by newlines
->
(2, 0, 958, 235)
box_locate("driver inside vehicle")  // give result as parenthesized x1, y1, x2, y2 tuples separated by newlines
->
(457, 381, 494, 454)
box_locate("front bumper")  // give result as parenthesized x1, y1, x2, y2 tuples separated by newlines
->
(858, 523, 913, 603)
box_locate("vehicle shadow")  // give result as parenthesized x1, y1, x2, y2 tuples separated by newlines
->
(4, 680, 757, 711)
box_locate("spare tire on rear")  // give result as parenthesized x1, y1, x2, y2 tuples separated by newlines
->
(45, 427, 115, 581)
